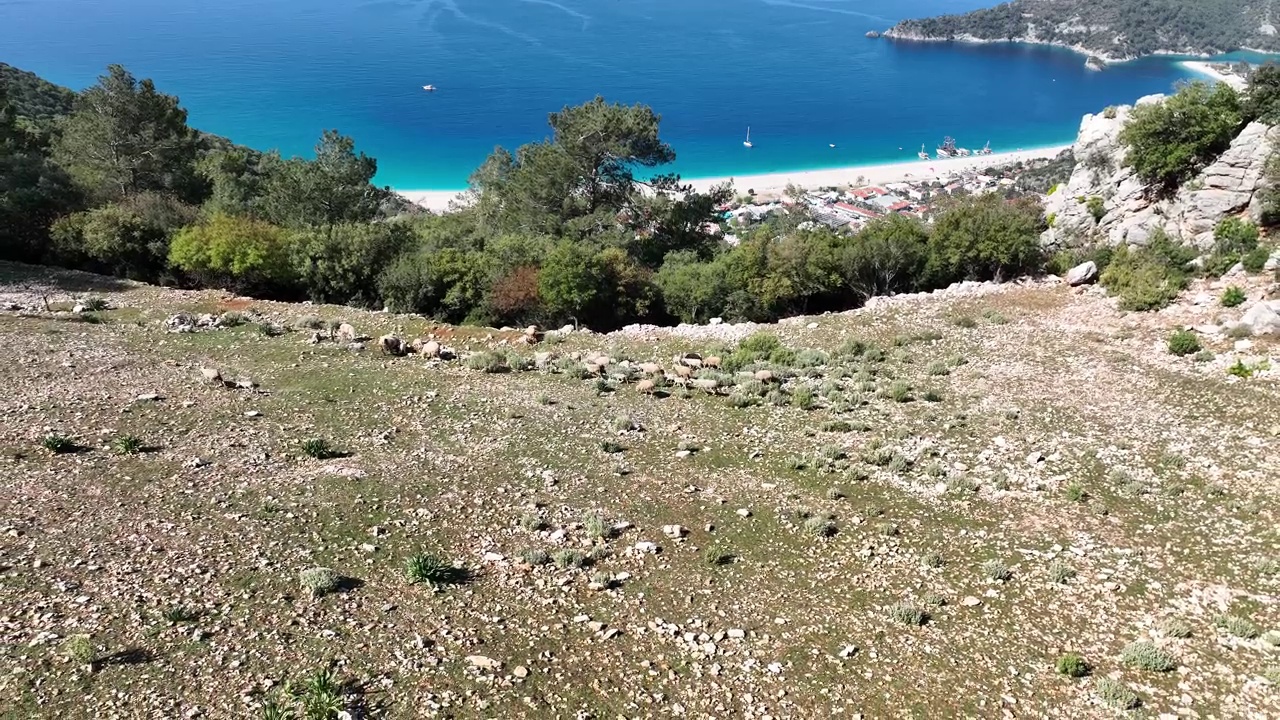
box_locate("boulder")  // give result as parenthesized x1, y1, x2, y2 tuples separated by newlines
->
(199, 367, 222, 384)
(1241, 300, 1280, 335)
(1065, 261, 1098, 286)
(336, 323, 357, 342)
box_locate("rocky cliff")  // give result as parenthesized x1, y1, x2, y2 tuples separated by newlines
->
(1041, 97, 1279, 250)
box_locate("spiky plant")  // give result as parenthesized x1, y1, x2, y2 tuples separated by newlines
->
(405, 553, 465, 588)
(41, 434, 77, 454)
(300, 438, 333, 459)
(113, 434, 143, 455)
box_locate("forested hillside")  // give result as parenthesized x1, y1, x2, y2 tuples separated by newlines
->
(0, 62, 75, 127)
(886, 0, 1280, 60)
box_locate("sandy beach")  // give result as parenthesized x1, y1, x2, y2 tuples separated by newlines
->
(1179, 60, 1248, 90)
(398, 145, 1073, 212)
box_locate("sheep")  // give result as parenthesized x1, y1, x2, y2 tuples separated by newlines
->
(692, 378, 720, 394)
(672, 365, 693, 381)
(703, 356, 722, 369)
(378, 334, 407, 357)
(754, 369, 775, 383)
(638, 362, 663, 375)
(636, 379, 656, 394)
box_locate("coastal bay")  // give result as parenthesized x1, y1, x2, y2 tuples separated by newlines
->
(0, 0, 1194, 190)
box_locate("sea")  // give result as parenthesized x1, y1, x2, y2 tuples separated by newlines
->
(0, 0, 1209, 190)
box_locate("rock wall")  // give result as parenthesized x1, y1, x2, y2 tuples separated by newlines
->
(1041, 97, 1279, 250)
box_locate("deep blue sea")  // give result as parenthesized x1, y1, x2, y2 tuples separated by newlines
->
(1, 0, 1201, 189)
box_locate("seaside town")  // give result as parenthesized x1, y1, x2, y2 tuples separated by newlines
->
(715, 141, 1060, 244)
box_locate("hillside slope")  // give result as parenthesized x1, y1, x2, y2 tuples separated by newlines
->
(885, 0, 1280, 61)
(0, 261, 1277, 717)
(0, 62, 76, 126)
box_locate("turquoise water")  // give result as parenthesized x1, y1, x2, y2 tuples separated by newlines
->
(1, 0, 1196, 189)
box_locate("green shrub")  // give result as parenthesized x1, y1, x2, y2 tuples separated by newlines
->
(794, 349, 829, 368)
(465, 351, 507, 373)
(803, 515, 838, 538)
(299, 567, 340, 598)
(1048, 560, 1076, 583)
(79, 296, 109, 312)
(821, 420, 853, 433)
(1120, 640, 1177, 672)
(926, 361, 950, 376)
(1056, 653, 1090, 677)
(1228, 359, 1255, 378)
(1221, 286, 1247, 307)
(1167, 328, 1201, 356)
(1159, 617, 1192, 639)
(300, 438, 334, 459)
(1119, 80, 1242, 191)
(1099, 237, 1193, 311)
(1215, 614, 1260, 639)
(62, 634, 95, 665)
(888, 381, 912, 403)
(1242, 245, 1270, 272)
(112, 434, 143, 455)
(518, 548, 550, 566)
(791, 386, 815, 410)
(41, 434, 77, 454)
(886, 602, 928, 626)
(702, 545, 732, 566)
(405, 553, 468, 588)
(982, 558, 1012, 582)
(552, 549, 588, 569)
(921, 551, 944, 568)
(1086, 195, 1105, 222)
(1095, 677, 1141, 710)
(169, 213, 299, 294)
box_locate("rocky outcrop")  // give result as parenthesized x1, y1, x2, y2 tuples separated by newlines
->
(1042, 100, 1279, 251)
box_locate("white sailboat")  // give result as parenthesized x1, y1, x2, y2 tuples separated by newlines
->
(918, 144, 930, 160)
(743, 126, 753, 148)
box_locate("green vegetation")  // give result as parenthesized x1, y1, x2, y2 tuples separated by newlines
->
(300, 437, 335, 460)
(1095, 677, 1141, 710)
(1119, 81, 1243, 192)
(112, 434, 143, 455)
(887, 0, 1280, 59)
(41, 434, 77, 453)
(1099, 233, 1196, 311)
(405, 553, 468, 588)
(3, 62, 1057, 331)
(1167, 329, 1202, 356)
(1055, 653, 1090, 677)
(298, 567, 340, 598)
(1120, 640, 1178, 672)
(1220, 286, 1247, 307)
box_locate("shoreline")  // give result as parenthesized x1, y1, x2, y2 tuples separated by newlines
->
(1178, 60, 1248, 90)
(398, 144, 1073, 212)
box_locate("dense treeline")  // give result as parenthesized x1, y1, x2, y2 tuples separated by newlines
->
(888, 0, 1280, 59)
(1, 63, 1053, 329)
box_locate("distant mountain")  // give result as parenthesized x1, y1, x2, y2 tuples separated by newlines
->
(884, 0, 1280, 62)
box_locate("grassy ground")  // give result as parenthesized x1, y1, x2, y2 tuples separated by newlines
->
(0, 262, 1277, 719)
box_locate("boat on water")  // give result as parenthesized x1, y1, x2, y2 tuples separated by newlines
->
(917, 144, 929, 160)
(422, 84, 438, 92)
(936, 136, 958, 158)
(743, 126, 753, 148)
(977, 141, 993, 156)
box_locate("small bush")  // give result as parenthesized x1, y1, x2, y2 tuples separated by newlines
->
(825, 486, 846, 500)
(162, 605, 199, 623)
(1220, 285, 1247, 307)
(1099, 238, 1194, 311)
(301, 438, 334, 459)
(951, 315, 978, 329)
(1159, 617, 1192, 639)
(921, 551, 944, 568)
(1056, 653, 1090, 677)
(1086, 195, 1106, 222)
(1167, 329, 1201, 356)
(520, 512, 545, 532)
(888, 381, 912, 403)
(876, 521, 900, 537)
(1095, 677, 1141, 710)
(297, 314, 324, 330)
(583, 513, 612, 540)
(1193, 349, 1215, 362)
(926, 361, 950, 376)
(1261, 630, 1280, 647)
(218, 310, 249, 327)
(465, 351, 506, 373)
(79, 296, 109, 312)
(791, 386, 815, 409)
(1265, 665, 1280, 684)
(1048, 560, 1076, 584)
(1226, 323, 1253, 339)
(1064, 482, 1087, 502)
(982, 558, 1012, 582)
(112, 434, 143, 455)
(794, 349, 829, 368)
(506, 352, 533, 372)
(1228, 359, 1255, 378)
(41, 434, 77, 454)
(922, 389, 943, 403)
(1242, 245, 1270, 271)
(611, 414, 639, 432)
(405, 553, 462, 587)
(552, 549, 588, 569)
(703, 545, 732, 566)
(1120, 640, 1177, 672)
(821, 420, 853, 433)
(599, 440, 624, 454)
(728, 393, 758, 408)
(299, 567, 340, 597)
(518, 548, 550, 566)
(803, 515, 838, 538)
(257, 322, 286, 337)
(921, 591, 946, 607)
(1215, 614, 1260, 639)
(62, 634, 95, 665)
(886, 602, 928, 626)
